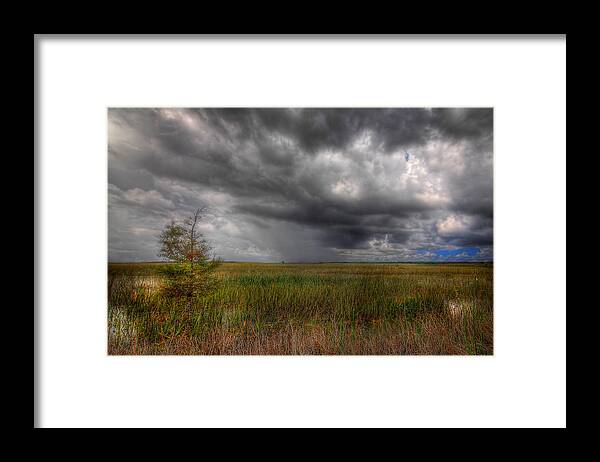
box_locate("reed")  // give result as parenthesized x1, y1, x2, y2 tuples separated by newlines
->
(107, 262, 493, 355)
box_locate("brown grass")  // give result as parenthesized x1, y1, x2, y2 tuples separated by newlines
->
(108, 262, 493, 355)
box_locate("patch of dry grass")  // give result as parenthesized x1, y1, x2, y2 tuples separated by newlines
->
(108, 262, 493, 355)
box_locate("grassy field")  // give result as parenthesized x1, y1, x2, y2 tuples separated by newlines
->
(108, 262, 493, 355)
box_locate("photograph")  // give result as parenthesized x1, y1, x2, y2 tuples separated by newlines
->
(36, 34, 566, 428)
(108, 108, 493, 355)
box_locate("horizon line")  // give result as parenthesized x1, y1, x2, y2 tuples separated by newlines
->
(108, 260, 494, 264)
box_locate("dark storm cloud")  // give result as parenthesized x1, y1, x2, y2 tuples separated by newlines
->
(108, 108, 493, 262)
(191, 108, 438, 155)
(431, 108, 493, 140)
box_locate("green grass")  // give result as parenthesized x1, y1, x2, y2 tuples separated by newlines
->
(108, 262, 493, 355)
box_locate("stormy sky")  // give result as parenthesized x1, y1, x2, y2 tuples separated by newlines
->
(108, 108, 493, 263)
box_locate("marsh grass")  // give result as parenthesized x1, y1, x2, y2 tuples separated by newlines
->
(107, 262, 493, 355)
